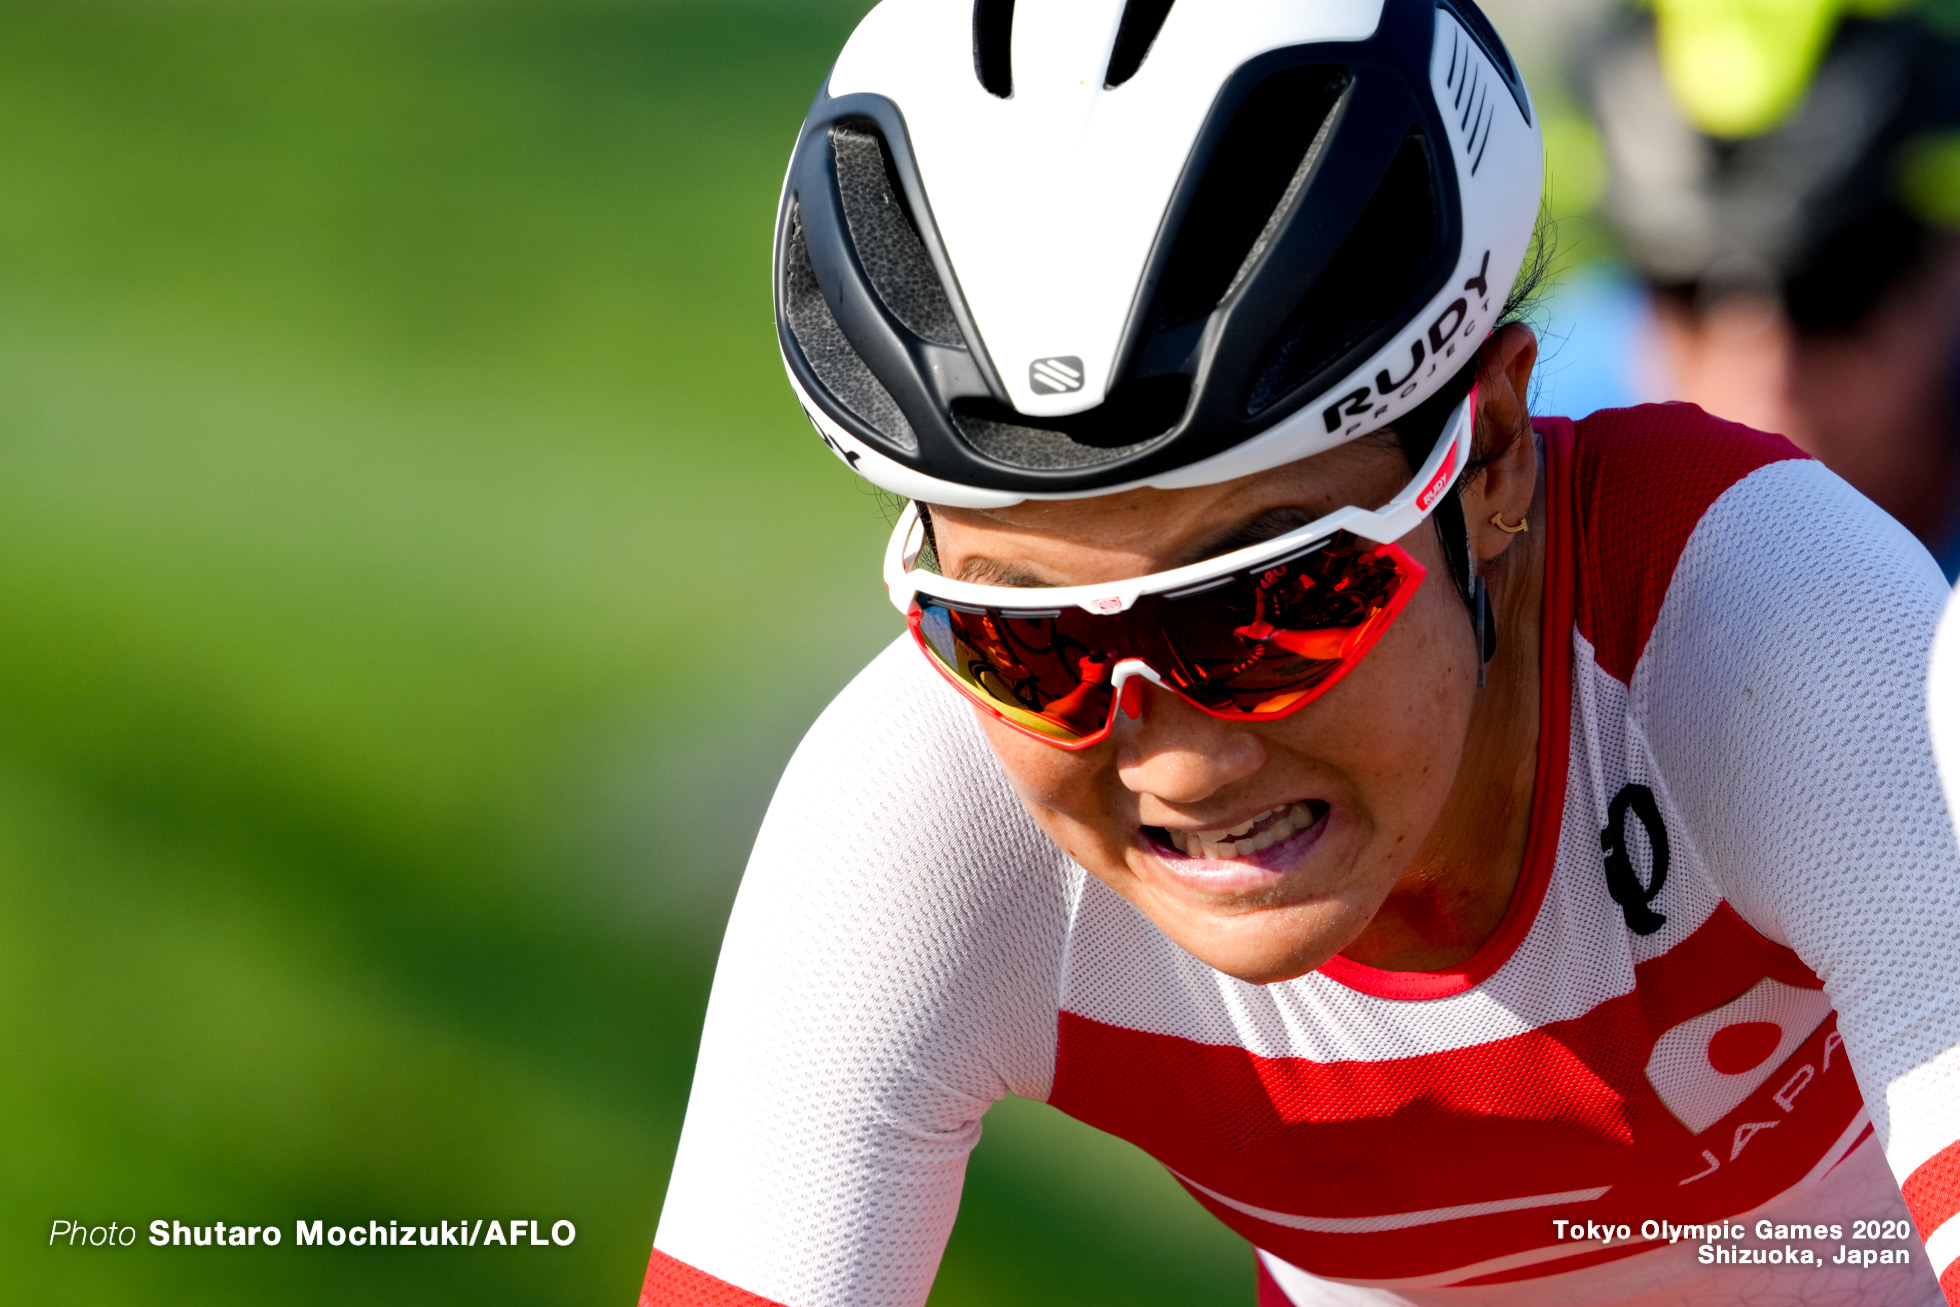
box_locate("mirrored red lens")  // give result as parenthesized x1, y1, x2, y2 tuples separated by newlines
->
(1137, 535, 1419, 715)
(909, 533, 1423, 744)
(914, 601, 1118, 742)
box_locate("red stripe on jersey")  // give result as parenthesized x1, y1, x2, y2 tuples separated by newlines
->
(1053, 906, 1856, 1281)
(1318, 421, 1579, 1000)
(1941, 1254, 1960, 1307)
(641, 1248, 785, 1307)
(1906, 1140, 1960, 1241)
(1556, 406, 1805, 684)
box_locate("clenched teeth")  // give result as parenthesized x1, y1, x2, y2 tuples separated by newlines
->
(1165, 802, 1319, 860)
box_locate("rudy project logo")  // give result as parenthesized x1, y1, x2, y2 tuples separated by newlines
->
(1029, 356, 1085, 395)
(1416, 443, 1460, 512)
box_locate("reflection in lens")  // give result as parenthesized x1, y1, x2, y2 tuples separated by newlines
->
(1138, 535, 1420, 716)
(912, 602, 1111, 742)
(919, 605, 959, 667)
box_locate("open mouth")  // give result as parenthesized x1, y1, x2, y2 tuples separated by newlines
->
(1144, 800, 1330, 863)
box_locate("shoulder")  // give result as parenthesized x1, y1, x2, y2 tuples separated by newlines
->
(1541, 402, 1816, 683)
(724, 635, 1075, 1047)
(656, 640, 1073, 1298)
(1572, 406, 1952, 945)
(1625, 423, 1947, 753)
(770, 634, 1054, 864)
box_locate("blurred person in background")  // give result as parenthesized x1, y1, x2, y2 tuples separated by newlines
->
(1588, 0, 1960, 574)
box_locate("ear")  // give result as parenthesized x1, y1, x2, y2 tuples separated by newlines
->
(1457, 323, 1538, 564)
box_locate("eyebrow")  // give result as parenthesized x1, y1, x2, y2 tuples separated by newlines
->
(953, 556, 1054, 586)
(1171, 506, 1327, 568)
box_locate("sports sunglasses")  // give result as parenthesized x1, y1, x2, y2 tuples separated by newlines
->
(885, 392, 1474, 749)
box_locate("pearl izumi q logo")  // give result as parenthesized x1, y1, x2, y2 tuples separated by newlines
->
(1029, 356, 1084, 395)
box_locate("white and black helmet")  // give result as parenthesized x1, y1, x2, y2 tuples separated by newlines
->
(775, 0, 1542, 508)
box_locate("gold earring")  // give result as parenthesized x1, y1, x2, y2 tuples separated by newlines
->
(1488, 512, 1528, 535)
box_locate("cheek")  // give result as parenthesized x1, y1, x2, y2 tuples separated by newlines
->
(1280, 569, 1478, 824)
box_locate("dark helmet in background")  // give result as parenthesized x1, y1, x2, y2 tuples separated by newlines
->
(1588, 0, 1960, 333)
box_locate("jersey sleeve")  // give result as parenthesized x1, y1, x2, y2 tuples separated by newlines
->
(644, 638, 1075, 1307)
(1637, 457, 1960, 1299)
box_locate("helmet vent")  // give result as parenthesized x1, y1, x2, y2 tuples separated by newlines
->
(831, 125, 965, 348)
(952, 375, 1188, 471)
(1145, 67, 1351, 333)
(1436, 0, 1529, 122)
(1248, 130, 1441, 415)
(973, 0, 1015, 99)
(781, 203, 918, 452)
(1104, 0, 1175, 89)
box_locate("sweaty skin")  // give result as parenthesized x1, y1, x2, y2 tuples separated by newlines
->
(928, 326, 1545, 984)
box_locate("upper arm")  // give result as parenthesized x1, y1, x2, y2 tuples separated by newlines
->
(649, 640, 1072, 1307)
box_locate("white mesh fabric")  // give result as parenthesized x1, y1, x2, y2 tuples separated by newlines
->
(653, 640, 1074, 1307)
(1638, 459, 1960, 1188)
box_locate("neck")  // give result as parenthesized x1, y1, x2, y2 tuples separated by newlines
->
(1338, 440, 1548, 972)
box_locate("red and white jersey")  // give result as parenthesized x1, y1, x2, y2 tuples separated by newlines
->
(645, 407, 1960, 1307)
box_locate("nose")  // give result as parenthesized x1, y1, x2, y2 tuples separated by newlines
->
(1113, 679, 1267, 805)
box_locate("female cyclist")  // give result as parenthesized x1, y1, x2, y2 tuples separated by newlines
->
(643, 1, 1960, 1303)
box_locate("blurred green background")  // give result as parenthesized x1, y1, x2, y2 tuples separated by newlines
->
(0, 1, 1259, 1303)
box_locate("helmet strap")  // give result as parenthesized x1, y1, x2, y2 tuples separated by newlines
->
(1392, 358, 1495, 684)
(1429, 488, 1497, 685)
